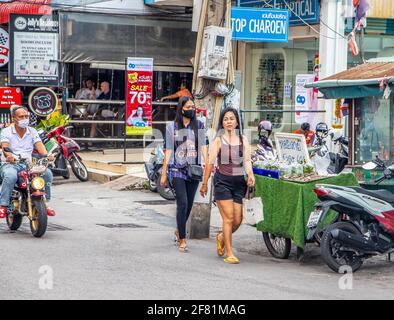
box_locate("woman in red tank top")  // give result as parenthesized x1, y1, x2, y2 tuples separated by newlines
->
(200, 107, 255, 264)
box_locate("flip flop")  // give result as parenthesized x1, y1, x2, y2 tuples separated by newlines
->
(179, 243, 189, 253)
(216, 233, 225, 257)
(224, 256, 239, 264)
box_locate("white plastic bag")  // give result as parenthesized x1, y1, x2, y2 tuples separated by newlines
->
(243, 193, 264, 226)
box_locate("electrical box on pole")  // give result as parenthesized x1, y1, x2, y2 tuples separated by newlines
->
(197, 26, 232, 81)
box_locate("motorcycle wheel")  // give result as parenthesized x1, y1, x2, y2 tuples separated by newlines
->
(321, 222, 363, 273)
(262, 232, 291, 259)
(30, 200, 48, 238)
(148, 179, 158, 192)
(156, 175, 175, 201)
(70, 155, 89, 182)
(6, 211, 23, 231)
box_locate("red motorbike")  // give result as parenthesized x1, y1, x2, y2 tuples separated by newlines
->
(40, 125, 89, 182)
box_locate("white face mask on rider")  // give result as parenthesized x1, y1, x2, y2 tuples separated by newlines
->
(18, 119, 29, 129)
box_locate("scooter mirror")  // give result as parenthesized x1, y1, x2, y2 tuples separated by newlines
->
(363, 162, 377, 170)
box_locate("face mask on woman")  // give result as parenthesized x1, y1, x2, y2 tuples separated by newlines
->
(183, 109, 195, 120)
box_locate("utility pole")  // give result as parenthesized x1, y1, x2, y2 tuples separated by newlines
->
(187, 0, 234, 239)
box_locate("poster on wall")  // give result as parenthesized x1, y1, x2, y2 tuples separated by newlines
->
(0, 28, 9, 68)
(295, 74, 318, 126)
(125, 57, 153, 136)
(9, 13, 59, 87)
(0, 88, 22, 108)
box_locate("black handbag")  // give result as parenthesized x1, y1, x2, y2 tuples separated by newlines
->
(187, 164, 203, 181)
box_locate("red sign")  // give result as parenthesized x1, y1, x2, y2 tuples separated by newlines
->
(0, 88, 22, 109)
(125, 57, 153, 136)
(0, 1, 52, 24)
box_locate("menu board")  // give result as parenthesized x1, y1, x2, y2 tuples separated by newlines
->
(9, 13, 59, 86)
(274, 132, 310, 163)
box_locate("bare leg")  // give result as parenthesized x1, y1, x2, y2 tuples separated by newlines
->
(217, 199, 236, 258)
(90, 123, 97, 138)
(232, 202, 243, 233)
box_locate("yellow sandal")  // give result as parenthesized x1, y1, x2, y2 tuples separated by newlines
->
(216, 233, 225, 257)
(224, 256, 239, 264)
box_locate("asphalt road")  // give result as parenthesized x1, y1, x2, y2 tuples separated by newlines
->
(0, 177, 393, 300)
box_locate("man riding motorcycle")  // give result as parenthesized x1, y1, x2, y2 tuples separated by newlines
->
(0, 105, 55, 219)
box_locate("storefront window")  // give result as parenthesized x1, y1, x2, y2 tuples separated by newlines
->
(244, 38, 322, 143)
(354, 96, 393, 164)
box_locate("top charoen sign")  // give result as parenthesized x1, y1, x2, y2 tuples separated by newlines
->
(239, 0, 319, 26)
(231, 7, 289, 42)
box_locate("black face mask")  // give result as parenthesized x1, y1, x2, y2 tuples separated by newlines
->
(182, 109, 195, 119)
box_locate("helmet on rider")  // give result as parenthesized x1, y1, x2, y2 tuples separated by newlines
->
(315, 122, 329, 139)
(258, 120, 272, 139)
(301, 122, 310, 132)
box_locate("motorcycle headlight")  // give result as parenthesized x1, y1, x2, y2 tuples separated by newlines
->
(32, 177, 45, 190)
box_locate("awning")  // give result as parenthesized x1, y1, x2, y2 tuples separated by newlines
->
(0, 0, 52, 25)
(306, 62, 394, 99)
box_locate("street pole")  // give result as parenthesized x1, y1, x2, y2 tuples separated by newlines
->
(187, 0, 233, 239)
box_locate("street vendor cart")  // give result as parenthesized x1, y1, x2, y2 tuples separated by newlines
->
(254, 173, 359, 260)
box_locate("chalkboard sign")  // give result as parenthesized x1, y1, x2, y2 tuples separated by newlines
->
(274, 132, 310, 164)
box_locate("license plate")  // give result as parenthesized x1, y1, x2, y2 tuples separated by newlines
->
(307, 208, 323, 228)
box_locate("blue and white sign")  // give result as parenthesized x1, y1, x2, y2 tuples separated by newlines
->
(231, 7, 289, 42)
(239, 0, 319, 26)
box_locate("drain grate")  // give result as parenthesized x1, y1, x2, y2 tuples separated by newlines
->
(97, 223, 147, 229)
(136, 200, 175, 205)
(0, 223, 71, 232)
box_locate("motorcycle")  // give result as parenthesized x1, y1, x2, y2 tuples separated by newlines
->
(39, 125, 89, 182)
(2, 147, 51, 238)
(309, 131, 349, 175)
(307, 157, 394, 272)
(144, 144, 175, 200)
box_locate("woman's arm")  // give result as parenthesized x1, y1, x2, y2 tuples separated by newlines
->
(243, 136, 255, 187)
(200, 137, 220, 197)
(160, 149, 173, 187)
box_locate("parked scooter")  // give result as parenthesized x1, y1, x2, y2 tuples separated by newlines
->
(2, 147, 51, 238)
(144, 144, 175, 200)
(307, 157, 394, 272)
(39, 125, 89, 182)
(309, 123, 348, 175)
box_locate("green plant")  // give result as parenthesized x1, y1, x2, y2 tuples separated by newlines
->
(35, 114, 70, 131)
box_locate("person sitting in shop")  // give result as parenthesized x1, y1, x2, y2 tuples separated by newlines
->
(293, 122, 315, 146)
(75, 78, 101, 115)
(160, 80, 193, 102)
(89, 81, 115, 139)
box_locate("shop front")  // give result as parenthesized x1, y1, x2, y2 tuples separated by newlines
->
(236, 0, 325, 143)
(307, 61, 394, 189)
(59, 11, 196, 148)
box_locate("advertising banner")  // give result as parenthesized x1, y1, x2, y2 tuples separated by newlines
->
(9, 13, 59, 86)
(125, 57, 153, 136)
(0, 28, 9, 68)
(0, 87, 22, 108)
(231, 7, 289, 42)
(28, 87, 58, 116)
(295, 74, 316, 125)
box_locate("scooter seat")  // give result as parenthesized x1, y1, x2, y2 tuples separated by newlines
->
(351, 187, 394, 204)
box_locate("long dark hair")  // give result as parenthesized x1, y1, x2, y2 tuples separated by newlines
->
(133, 106, 147, 121)
(174, 96, 198, 145)
(217, 107, 243, 145)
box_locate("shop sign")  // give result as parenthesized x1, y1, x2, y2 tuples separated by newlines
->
(0, 87, 22, 109)
(274, 132, 310, 164)
(295, 74, 316, 124)
(9, 13, 59, 87)
(231, 7, 289, 42)
(28, 87, 58, 116)
(125, 57, 153, 136)
(0, 28, 9, 68)
(239, 0, 319, 26)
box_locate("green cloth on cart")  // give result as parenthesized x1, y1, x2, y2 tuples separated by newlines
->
(255, 173, 359, 249)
